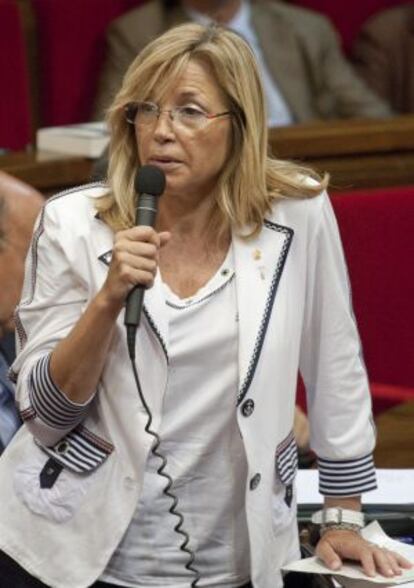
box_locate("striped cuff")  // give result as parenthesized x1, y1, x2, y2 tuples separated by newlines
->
(29, 354, 90, 429)
(318, 453, 377, 496)
(37, 426, 114, 473)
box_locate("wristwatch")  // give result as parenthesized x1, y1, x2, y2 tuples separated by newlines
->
(311, 507, 365, 528)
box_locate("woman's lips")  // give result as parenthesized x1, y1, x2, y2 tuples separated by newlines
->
(148, 158, 182, 170)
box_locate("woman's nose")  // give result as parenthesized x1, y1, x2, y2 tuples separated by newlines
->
(153, 110, 175, 141)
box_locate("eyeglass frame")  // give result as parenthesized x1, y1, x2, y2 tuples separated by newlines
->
(124, 101, 233, 130)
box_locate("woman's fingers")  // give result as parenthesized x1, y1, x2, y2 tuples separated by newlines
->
(316, 531, 413, 579)
(118, 225, 164, 247)
(113, 239, 158, 259)
(359, 546, 381, 577)
(371, 547, 412, 577)
(315, 538, 343, 571)
(112, 243, 158, 268)
(394, 551, 414, 570)
(159, 231, 171, 247)
(115, 250, 158, 272)
(113, 227, 170, 262)
(102, 227, 167, 303)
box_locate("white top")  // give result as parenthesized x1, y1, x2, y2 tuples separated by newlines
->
(187, 0, 294, 127)
(100, 246, 251, 587)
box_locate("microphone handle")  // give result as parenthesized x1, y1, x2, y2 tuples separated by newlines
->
(135, 193, 158, 228)
(124, 193, 158, 329)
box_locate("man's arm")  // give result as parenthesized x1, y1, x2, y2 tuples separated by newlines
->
(314, 16, 393, 119)
(351, 10, 401, 109)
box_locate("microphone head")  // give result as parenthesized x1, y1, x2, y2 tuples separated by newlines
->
(135, 165, 166, 196)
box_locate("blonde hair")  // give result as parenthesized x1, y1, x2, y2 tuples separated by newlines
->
(96, 23, 328, 235)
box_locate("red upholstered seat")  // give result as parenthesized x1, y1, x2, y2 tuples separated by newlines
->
(0, 0, 32, 150)
(31, 0, 145, 126)
(331, 186, 414, 390)
(297, 185, 414, 415)
(370, 382, 414, 415)
(288, 0, 412, 53)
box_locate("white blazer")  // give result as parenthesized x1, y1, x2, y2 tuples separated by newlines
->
(0, 184, 376, 588)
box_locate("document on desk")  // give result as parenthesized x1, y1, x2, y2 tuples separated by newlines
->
(283, 521, 414, 585)
(297, 469, 414, 507)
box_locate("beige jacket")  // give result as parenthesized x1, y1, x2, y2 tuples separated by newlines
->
(352, 5, 414, 114)
(93, 0, 392, 122)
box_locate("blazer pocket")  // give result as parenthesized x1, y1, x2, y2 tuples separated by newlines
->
(276, 430, 298, 488)
(272, 431, 298, 534)
(13, 425, 114, 524)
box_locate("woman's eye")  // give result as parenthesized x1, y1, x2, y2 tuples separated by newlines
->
(180, 106, 204, 117)
(139, 102, 157, 114)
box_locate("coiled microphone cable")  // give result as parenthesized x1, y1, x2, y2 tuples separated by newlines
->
(125, 165, 201, 586)
(129, 356, 201, 587)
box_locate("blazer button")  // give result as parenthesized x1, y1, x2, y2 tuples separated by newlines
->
(241, 399, 255, 417)
(55, 441, 69, 455)
(250, 473, 261, 490)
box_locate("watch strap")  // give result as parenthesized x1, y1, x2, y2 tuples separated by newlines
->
(320, 523, 362, 536)
(311, 507, 365, 527)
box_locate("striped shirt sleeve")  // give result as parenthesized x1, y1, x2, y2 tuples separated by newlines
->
(29, 353, 92, 430)
(318, 453, 377, 496)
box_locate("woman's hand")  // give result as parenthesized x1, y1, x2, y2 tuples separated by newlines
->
(316, 529, 412, 578)
(101, 226, 170, 308)
(48, 224, 170, 406)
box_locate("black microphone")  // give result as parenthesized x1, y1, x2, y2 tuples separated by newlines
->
(125, 165, 166, 359)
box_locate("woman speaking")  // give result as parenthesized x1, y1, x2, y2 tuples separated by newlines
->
(0, 22, 410, 588)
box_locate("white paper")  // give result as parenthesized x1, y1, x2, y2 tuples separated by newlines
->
(36, 122, 109, 158)
(297, 470, 414, 506)
(283, 521, 414, 585)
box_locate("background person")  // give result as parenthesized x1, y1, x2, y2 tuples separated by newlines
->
(0, 23, 410, 588)
(0, 171, 43, 454)
(93, 0, 392, 126)
(352, 4, 414, 114)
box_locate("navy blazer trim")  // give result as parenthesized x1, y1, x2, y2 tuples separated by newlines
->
(16, 183, 105, 349)
(237, 220, 294, 405)
(97, 251, 169, 362)
(97, 251, 169, 361)
(143, 307, 169, 363)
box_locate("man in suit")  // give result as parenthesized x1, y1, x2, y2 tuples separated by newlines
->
(352, 4, 414, 114)
(94, 0, 392, 125)
(0, 172, 43, 453)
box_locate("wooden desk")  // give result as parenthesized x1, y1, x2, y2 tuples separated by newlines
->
(2, 115, 414, 193)
(269, 115, 414, 190)
(0, 150, 94, 193)
(374, 402, 414, 468)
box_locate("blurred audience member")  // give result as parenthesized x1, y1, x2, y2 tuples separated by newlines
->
(352, 4, 414, 114)
(0, 172, 43, 453)
(94, 0, 392, 125)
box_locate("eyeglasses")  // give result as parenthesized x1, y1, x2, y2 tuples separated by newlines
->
(125, 101, 232, 131)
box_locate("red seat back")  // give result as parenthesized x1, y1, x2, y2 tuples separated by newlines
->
(0, 0, 32, 150)
(331, 186, 414, 388)
(31, 0, 144, 126)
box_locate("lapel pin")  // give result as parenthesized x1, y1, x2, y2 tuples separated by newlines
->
(253, 249, 262, 261)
